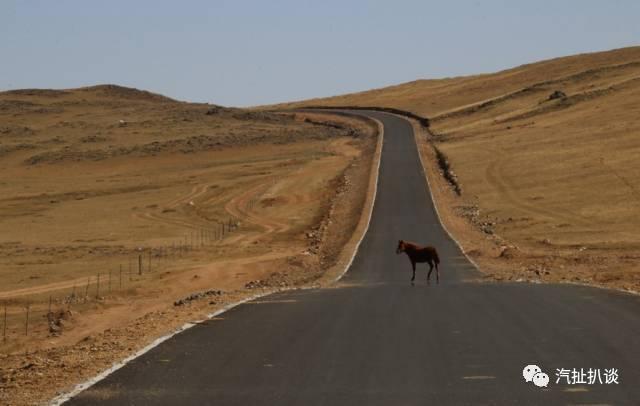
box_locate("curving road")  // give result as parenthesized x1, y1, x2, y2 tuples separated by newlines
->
(65, 112, 640, 405)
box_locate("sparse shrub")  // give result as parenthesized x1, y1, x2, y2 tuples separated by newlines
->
(548, 90, 567, 100)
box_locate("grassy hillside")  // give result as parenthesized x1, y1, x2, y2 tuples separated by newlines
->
(284, 46, 640, 291)
(0, 84, 376, 352)
(283, 46, 640, 117)
(0, 84, 382, 404)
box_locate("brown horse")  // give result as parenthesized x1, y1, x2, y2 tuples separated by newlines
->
(396, 240, 440, 284)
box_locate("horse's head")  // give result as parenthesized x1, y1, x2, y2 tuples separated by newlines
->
(396, 240, 406, 254)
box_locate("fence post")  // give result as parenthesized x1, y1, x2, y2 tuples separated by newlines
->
(25, 304, 30, 336)
(138, 254, 142, 275)
(84, 277, 90, 302)
(3, 304, 6, 342)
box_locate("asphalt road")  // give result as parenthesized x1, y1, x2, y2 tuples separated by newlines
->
(66, 112, 640, 405)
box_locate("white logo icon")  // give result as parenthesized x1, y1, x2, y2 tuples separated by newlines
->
(523, 364, 541, 383)
(532, 371, 550, 388)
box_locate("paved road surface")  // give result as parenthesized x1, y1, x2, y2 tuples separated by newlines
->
(66, 112, 640, 405)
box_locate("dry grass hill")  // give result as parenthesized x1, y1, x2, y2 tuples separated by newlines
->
(0, 84, 379, 404)
(283, 46, 640, 292)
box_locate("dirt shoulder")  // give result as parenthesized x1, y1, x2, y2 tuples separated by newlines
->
(0, 112, 381, 406)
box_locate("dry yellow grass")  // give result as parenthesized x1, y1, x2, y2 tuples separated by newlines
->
(0, 85, 377, 353)
(0, 87, 381, 405)
(284, 46, 640, 291)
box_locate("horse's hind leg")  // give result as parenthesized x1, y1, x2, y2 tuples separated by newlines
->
(436, 262, 440, 284)
(427, 260, 434, 284)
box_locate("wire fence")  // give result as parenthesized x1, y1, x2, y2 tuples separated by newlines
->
(0, 218, 240, 346)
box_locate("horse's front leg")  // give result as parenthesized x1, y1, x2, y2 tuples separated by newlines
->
(427, 261, 434, 284)
(411, 261, 416, 284)
(436, 263, 440, 284)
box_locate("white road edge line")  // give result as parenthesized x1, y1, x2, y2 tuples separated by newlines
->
(332, 115, 384, 282)
(48, 111, 385, 405)
(404, 115, 640, 297)
(406, 115, 483, 272)
(48, 292, 268, 405)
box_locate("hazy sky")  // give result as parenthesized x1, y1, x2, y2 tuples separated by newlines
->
(1, 1, 639, 106)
